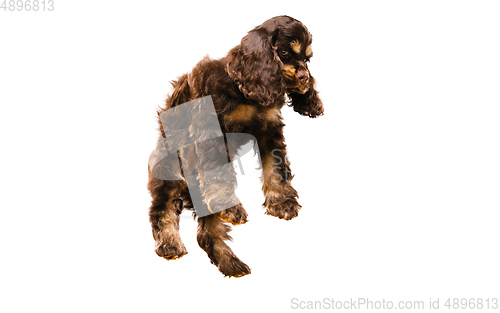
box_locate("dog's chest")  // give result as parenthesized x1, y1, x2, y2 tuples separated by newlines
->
(224, 104, 282, 130)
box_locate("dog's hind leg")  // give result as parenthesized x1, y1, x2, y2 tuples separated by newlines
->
(197, 214, 251, 277)
(147, 170, 188, 260)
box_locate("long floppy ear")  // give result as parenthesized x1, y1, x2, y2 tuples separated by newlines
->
(288, 75, 324, 118)
(225, 27, 286, 106)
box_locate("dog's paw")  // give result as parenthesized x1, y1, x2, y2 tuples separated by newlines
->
(155, 242, 188, 261)
(218, 254, 251, 278)
(217, 203, 248, 225)
(265, 198, 301, 220)
(295, 104, 324, 118)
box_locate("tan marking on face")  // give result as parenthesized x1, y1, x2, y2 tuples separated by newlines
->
(226, 104, 257, 124)
(263, 107, 282, 123)
(290, 40, 302, 54)
(305, 45, 313, 58)
(281, 64, 296, 80)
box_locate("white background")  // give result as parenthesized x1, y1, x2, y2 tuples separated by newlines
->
(1, 0, 499, 312)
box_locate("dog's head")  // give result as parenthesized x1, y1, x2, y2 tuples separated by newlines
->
(225, 16, 323, 117)
(273, 18, 313, 95)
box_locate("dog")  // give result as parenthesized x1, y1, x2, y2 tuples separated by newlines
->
(148, 15, 323, 277)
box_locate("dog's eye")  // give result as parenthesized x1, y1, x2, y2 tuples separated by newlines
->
(281, 50, 290, 56)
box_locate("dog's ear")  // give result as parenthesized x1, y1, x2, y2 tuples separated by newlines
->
(288, 76, 324, 118)
(225, 26, 285, 106)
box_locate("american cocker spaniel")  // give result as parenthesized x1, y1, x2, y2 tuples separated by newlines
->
(148, 15, 323, 277)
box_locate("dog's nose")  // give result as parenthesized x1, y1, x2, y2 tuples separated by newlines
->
(297, 71, 309, 84)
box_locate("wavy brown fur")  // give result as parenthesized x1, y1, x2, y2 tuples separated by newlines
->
(148, 15, 323, 277)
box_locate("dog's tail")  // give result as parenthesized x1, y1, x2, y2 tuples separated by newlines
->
(156, 73, 193, 138)
(164, 73, 192, 109)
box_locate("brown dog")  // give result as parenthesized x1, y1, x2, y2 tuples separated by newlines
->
(148, 15, 323, 277)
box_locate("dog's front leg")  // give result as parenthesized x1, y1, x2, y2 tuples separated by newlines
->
(259, 126, 302, 220)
